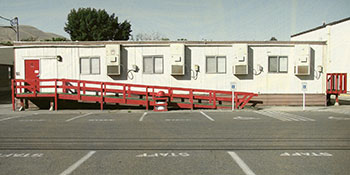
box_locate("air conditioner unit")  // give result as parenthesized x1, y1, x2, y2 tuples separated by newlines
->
(294, 65, 309, 75)
(171, 65, 184, 75)
(233, 65, 248, 75)
(170, 44, 185, 75)
(107, 65, 120, 75)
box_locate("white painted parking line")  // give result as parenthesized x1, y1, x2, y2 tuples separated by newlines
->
(280, 152, 333, 157)
(165, 119, 191, 122)
(65, 113, 93, 122)
(19, 119, 46, 122)
(328, 116, 350, 120)
(0, 152, 44, 158)
(278, 111, 315, 121)
(227, 151, 256, 175)
(282, 113, 315, 121)
(254, 111, 290, 121)
(0, 115, 29, 122)
(327, 110, 350, 116)
(88, 119, 115, 122)
(254, 111, 315, 121)
(136, 152, 190, 158)
(200, 111, 215, 121)
(59, 151, 96, 175)
(233, 116, 260, 120)
(139, 112, 147, 121)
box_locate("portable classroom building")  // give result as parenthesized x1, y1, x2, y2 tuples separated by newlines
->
(14, 41, 327, 106)
(291, 17, 350, 92)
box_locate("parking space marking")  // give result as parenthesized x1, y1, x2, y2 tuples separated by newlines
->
(280, 152, 333, 157)
(88, 119, 115, 122)
(0, 115, 30, 122)
(59, 151, 96, 175)
(139, 112, 147, 121)
(165, 119, 191, 122)
(0, 153, 44, 158)
(136, 152, 190, 158)
(254, 111, 290, 121)
(65, 113, 93, 122)
(233, 116, 260, 120)
(228, 151, 256, 175)
(328, 116, 350, 120)
(200, 111, 215, 121)
(327, 110, 350, 116)
(19, 119, 46, 122)
(254, 111, 315, 121)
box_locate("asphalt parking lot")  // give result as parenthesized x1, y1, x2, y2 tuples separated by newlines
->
(0, 106, 349, 175)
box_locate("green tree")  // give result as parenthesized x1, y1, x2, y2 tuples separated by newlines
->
(64, 8, 132, 41)
(43, 37, 67, 41)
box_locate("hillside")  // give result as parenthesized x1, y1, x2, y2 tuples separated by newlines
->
(0, 25, 66, 41)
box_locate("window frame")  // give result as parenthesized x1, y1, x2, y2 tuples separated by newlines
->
(205, 55, 227, 74)
(79, 56, 101, 75)
(142, 55, 164, 74)
(268, 55, 288, 73)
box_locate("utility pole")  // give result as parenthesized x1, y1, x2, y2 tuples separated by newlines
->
(13, 17, 19, 41)
(0, 15, 19, 41)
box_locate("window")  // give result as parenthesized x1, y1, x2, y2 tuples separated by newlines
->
(143, 56, 163, 74)
(268, 56, 288, 73)
(206, 56, 226, 73)
(80, 57, 100, 75)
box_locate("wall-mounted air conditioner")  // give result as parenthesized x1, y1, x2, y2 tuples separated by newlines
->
(294, 45, 311, 76)
(170, 44, 185, 75)
(294, 65, 309, 75)
(233, 65, 248, 75)
(232, 44, 248, 75)
(106, 44, 121, 75)
(171, 65, 184, 75)
(107, 65, 120, 76)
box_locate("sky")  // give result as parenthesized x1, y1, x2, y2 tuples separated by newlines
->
(0, 0, 349, 41)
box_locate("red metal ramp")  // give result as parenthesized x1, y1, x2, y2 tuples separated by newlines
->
(12, 79, 258, 111)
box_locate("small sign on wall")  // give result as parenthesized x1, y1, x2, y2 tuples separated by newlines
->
(230, 82, 237, 90)
(301, 82, 307, 92)
(230, 82, 236, 111)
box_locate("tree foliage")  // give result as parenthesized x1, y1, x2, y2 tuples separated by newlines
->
(44, 37, 67, 41)
(0, 41, 13, 46)
(64, 8, 132, 41)
(133, 32, 169, 41)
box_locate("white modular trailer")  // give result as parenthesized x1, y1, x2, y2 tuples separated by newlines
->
(291, 17, 350, 92)
(14, 41, 327, 105)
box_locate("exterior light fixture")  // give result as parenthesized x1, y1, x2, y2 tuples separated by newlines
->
(57, 55, 62, 62)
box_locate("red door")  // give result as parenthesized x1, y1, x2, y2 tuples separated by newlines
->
(25, 60, 40, 80)
(25, 60, 40, 92)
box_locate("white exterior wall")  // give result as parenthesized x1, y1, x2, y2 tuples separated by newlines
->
(292, 20, 350, 92)
(14, 43, 326, 94)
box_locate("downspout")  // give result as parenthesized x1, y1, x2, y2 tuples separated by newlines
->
(326, 26, 331, 73)
(324, 26, 331, 95)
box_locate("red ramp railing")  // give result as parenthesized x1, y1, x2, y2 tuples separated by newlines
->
(326, 73, 347, 94)
(12, 79, 258, 111)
